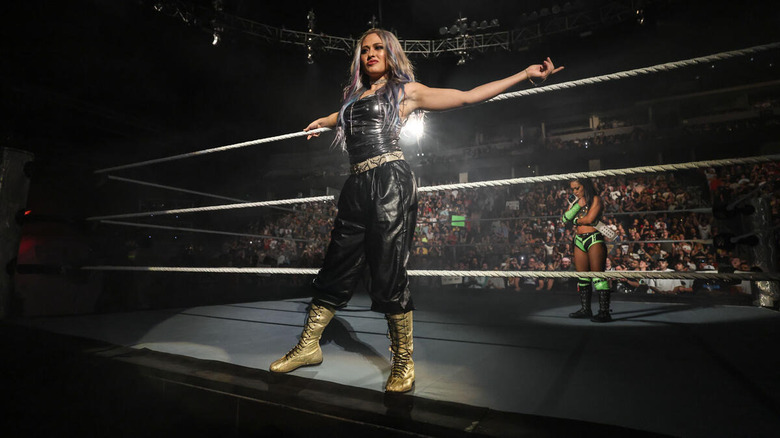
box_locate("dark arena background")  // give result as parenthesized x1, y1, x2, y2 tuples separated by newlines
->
(2, 1, 779, 436)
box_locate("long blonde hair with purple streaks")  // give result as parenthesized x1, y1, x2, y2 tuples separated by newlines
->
(332, 28, 416, 150)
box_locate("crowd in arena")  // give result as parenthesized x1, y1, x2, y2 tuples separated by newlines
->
(206, 160, 777, 297)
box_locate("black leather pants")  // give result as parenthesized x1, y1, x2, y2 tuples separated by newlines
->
(312, 160, 417, 314)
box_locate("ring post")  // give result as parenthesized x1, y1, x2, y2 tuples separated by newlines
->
(0, 148, 35, 319)
(749, 197, 779, 308)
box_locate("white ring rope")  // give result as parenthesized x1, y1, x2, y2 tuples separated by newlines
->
(107, 176, 248, 203)
(84, 46, 780, 286)
(88, 195, 334, 221)
(426, 208, 712, 224)
(93, 42, 780, 175)
(95, 128, 331, 174)
(100, 220, 317, 243)
(486, 42, 780, 103)
(87, 154, 780, 221)
(606, 239, 713, 245)
(603, 208, 711, 217)
(81, 265, 780, 281)
(108, 175, 327, 217)
(417, 154, 780, 192)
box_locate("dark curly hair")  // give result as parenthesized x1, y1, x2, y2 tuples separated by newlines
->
(571, 178, 599, 205)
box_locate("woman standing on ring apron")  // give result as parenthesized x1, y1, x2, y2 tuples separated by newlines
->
(562, 178, 613, 322)
(270, 28, 564, 392)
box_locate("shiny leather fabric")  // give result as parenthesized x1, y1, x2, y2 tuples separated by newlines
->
(312, 159, 417, 314)
(313, 91, 417, 314)
(312, 93, 416, 314)
(344, 94, 402, 164)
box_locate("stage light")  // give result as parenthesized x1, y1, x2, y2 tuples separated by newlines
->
(401, 115, 424, 140)
(636, 9, 645, 25)
(212, 31, 221, 46)
(439, 16, 498, 38)
(307, 9, 316, 30)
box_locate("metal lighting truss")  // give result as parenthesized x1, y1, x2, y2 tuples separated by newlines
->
(222, 12, 510, 57)
(511, 1, 637, 49)
(153, 0, 642, 57)
(427, 32, 511, 57)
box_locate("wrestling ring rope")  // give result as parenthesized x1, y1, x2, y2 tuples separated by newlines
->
(80, 266, 780, 282)
(94, 42, 780, 174)
(87, 153, 780, 221)
(84, 42, 780, 285)
(99, 219, 318, 243)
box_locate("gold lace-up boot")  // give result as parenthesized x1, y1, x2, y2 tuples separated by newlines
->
(385, 311, 414, 393)
(270, 303, 335, 373)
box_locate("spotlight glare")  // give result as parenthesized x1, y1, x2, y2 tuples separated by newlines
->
(401, 116, 425, 140)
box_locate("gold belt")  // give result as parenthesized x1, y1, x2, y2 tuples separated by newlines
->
(350, 151, 405, 174)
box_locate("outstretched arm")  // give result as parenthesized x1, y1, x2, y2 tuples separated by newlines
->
(303, 112, 339, 140)
(402, 57, 563, 116)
